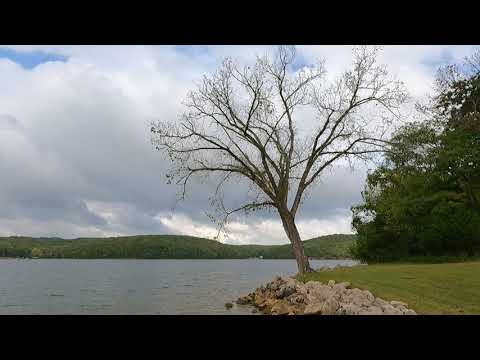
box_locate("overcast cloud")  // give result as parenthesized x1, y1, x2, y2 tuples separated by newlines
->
(0, 45, 477, 244)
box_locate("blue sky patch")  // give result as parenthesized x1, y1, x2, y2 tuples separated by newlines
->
(0, 48, 68, 69)
(421, 49, 456, 70)
(174, 45, 210, 57)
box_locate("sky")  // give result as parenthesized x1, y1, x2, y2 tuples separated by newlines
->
(0, 45, 478, 244)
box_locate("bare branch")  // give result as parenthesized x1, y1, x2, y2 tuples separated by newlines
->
(151, 45, 408, 236)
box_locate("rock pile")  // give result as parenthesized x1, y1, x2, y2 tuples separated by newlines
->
(236, 276, 417, 315)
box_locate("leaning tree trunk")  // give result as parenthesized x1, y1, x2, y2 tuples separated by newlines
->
(279, 208, 313, 274)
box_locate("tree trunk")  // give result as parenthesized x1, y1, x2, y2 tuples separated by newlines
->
(278, 208, 313, 274)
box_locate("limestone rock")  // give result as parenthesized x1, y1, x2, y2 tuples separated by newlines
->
(374, 298, 390, 308)
(338, 282, 351, 289)
(243, 276, 417, 316)
(285, 292, 307, 305)
(358, 306, 384, 315)
(332, 282, 349, 295)
(304, 302, 324, 315)
(271, 301, 296, 315)
(390, 300, 408, 307)
(275, 284, 297, 299)
(236, 293, 254, 305)
(341, 303, 362, 315)
(381, 304, 404, 315)
(363, 290, 375, 302)
(321, 297, 340, 315)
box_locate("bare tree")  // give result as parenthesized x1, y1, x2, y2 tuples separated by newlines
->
(151, 46, 407, 274)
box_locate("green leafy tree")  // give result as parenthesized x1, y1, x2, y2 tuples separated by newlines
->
(351, 52, 480, 262)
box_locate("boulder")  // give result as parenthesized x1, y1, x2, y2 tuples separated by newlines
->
(338, 282, 351, 289)
(341, 303, 363, 315)
(304, 302, 324, 315)
(358, 306, 384, 315)
(265, 277, 284, 292)
(285, 293, 307, 305)
(374, 298, 390, 308)
(244, 276, 417, 316)
(236, 293, 254, 305)
(390, 300, 409, 308)
(332, 282, 349, 295)
(275, 284, 297, 299)
(257, 298, 277, 312)
(254, 294, 264, 306)
(305, 282, 332, 302)
(381, 304, 404, 315)
(271, 301, 296, 315)
(363, 290, 375, 302)
(341, 289, 367, 307)
(225, 302, 233, 309)
(321, 297, 340, 315)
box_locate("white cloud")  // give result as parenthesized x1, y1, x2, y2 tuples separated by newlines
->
(156, 211, 352, 245)
(0, 45, 477, 243)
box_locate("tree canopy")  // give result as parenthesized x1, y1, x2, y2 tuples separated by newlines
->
(151, 46, 407, 273)
(351, 54, 480, 262)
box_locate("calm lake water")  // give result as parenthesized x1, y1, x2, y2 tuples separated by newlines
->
(0, 259, 357, 314)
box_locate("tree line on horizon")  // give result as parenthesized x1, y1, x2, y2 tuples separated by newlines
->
(0, 234, 354, 260)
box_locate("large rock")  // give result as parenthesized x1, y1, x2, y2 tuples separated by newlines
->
(304, 297, 339, 315)
(271, 301, 297, 315)
(304, 281, 333, 302)
(236, 293, 254, 305)
(358, 306, 384, 315)
(332, 282, 350, 296)
(363, 290, 375, 302)
(321, 297, 340, 315)
(243, 276, 417, 316)
(275, 282, 297, 299)
(341, 288, 375, 307)
(390, 300, 409, 308)
(374, 297, 390, 308)
(340, 303, 363, 315)
(257, 298, 277, 312)
(304, 302, 324, 315)
(380, 304, 404, 315)
(285, 292, 307, 305)
(337, 282, 351, 289)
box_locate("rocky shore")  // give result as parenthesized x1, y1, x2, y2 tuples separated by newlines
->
(235, 276, 417, 315)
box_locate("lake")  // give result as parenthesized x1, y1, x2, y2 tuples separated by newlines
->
(0, 259, 357, 314)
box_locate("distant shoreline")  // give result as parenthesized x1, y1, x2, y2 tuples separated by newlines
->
(0, 256, 353, 261)
(0, 234, 355, 260)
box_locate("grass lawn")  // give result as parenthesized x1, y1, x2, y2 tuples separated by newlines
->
(298, 261, 480, 314)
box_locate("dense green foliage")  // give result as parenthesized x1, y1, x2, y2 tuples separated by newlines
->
(350, 59, 480, 262)
(0, 234, 354, 259)
(299, 261, 480, 314)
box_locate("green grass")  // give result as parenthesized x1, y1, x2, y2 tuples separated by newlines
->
(299, 261, 480, 314)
